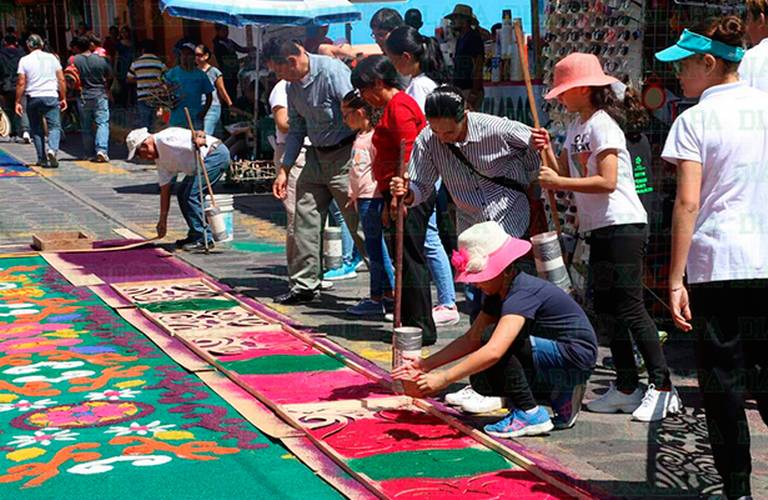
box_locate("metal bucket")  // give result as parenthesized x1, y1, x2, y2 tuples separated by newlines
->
(531, 231, 572, 293)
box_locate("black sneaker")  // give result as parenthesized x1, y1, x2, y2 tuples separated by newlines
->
(181, 240, 214, 252)
(273, 290, 318, 305)
(175, 237, 194, 249)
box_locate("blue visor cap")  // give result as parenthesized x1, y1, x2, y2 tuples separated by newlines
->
(655, 29, 745, 63)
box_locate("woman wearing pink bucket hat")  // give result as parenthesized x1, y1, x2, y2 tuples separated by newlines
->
(531, 53, 679, 423)
(392, 221, 597, 438)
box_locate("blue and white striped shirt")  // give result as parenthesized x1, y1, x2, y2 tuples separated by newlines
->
(408, 112, 540, 237)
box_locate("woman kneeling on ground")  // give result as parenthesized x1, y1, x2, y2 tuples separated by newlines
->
(393, 221, 597, 437)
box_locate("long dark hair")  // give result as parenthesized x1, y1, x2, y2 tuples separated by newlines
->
(589, 84, 647, 133)
(350, 55, 401, 90)
(385, 26, 446, 84)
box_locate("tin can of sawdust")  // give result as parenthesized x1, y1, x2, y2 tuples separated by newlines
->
(392, 326, 423, 394)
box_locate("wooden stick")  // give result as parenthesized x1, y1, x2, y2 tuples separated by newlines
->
(39, 237, 159, 254)
(183, 107, 217, 209)
(513, 20, 562, 235)
(392, 139, 407, 330)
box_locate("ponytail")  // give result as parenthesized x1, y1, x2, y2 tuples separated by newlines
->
(588, 84, 647, 133)
(386, 26, 446, 83)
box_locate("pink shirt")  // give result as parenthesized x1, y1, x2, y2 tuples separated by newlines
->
(348, 130, 379, 202)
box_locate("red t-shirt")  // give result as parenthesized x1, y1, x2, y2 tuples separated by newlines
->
(372, 91, 426, 195)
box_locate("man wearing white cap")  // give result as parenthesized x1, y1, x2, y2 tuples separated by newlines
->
(125, 127, 230, 251)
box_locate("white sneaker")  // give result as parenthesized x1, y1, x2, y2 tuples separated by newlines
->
(320, 280, 334, 290)
(585, 382, 643, 414)
(22, 131, 30, 144)
(444, 385, 479, 406)
(460, 390, 505, 414)
(631, 384, 682, 422)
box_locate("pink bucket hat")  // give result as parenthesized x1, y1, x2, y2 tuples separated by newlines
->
(545, 53, 619, 100)
(451, 221, 532, 284)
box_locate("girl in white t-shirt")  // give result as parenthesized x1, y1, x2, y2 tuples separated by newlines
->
(657, 17, 768, 500)
(532, 53, 678, 423)
(341, 90, 395, 317)
(386, 26, 461, 328)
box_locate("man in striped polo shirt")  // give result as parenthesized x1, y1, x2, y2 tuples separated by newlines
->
(127, 40, 167, 132)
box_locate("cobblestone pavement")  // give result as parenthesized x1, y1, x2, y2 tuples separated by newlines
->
(0, 134, 765, 499)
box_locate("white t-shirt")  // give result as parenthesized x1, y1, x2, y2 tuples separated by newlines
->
(661, 81, 768, 284)
(153, 127, 222, 186)
(269, 80, 289, 144)
(17, 50, 62, 98)
(406, 74, 437, 112)
(563, 110, 647, 233)
(739, 38, 768, 92)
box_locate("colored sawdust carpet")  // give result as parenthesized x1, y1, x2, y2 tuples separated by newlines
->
(0, 150, 34, 178)
(0, 256, 341, 499)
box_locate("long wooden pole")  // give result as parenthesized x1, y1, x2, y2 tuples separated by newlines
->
(513, 20, 561, 235)
(183, 107, 217, 209)
(392, 139, 407, 330)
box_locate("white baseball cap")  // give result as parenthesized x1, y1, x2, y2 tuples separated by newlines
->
(126, 128, 152, 161)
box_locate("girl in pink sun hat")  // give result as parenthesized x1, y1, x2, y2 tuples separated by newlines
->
(532, 53, 680, 423)
(392, 221, 597, 437)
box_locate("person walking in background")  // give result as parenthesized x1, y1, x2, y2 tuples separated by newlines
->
(266, 39, 365, 305)
(387, 25, 459, 327)
(163, 43, 213, 130)
(342, 89, 395, 317)
(269, 77, 306, 276)
(213, 24, 249, 100)
(445, 4, 485, 110)
(114, 26, 135, 108)
(15, 34, 66, 168)
(0, 35, 29, 142)
(658, 17, 768, 499)
(404, 9, 424, 31)
(370, 8, 404, 53)
(740, 0, 768, 91)
(195, 44, 233, 137)
(533, 53, 678, 423)
(351, 55, 437, 345)
(72, 35, 112, 162)
(127, 39, 167, 132)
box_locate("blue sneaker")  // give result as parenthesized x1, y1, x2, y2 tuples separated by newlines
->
(347, 298, 385, 317)
(551, 383, 586, 430)
(484, 407, 554, 438)
(323, 264, 358, 281)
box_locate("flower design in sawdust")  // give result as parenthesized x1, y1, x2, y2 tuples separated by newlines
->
(7, 428, 79, 448)
(84, 389, 141, 401)
(104, 420, 176, 437)
(0, 399, 58, 413)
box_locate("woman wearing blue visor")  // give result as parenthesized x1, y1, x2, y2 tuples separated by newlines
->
(657, 16, 768, 500)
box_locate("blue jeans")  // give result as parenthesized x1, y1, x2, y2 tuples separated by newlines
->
(177, 145, 229, 242)
(425, 207, 456, 307)
(358, 198, 394, 298)
(203, 103, 221, 136)
(78, 95, 109, 156)
(27, 96, 61, 163)
(137, 100, 157, 132)
(530, 336, 591, 391)
(329, 199, 359, 267)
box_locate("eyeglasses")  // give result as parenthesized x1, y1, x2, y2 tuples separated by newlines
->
(370, 30, 389, 40)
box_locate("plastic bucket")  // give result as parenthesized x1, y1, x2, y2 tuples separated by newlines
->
(531, 231, 573, 293)
(323, 226, 342, 270)
(204, 194, 234, 242)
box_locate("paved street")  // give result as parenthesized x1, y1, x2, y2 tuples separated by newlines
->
(0, 133, 766, 499)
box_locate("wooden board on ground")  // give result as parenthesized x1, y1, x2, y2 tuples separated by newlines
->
(32, 231, 93, 251)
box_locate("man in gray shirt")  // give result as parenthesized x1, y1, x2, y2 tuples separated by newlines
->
(72, 36, 112, 162)
(266, 38, 364, 304)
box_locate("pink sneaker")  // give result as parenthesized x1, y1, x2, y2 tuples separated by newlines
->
(432, 305, 461, 327)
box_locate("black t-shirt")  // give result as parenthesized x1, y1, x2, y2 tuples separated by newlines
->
(74, 53, 112, 99)
(0, 46, 25, 92)
(452, 29, 484, 90)
(482, 273, 597, 371)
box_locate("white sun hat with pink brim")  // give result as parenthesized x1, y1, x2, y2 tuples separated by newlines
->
(451, 221, 532, 284)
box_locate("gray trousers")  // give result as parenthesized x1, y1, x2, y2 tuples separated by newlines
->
(290, 143, 365, 293)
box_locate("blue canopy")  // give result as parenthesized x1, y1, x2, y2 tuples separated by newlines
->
(159, 0, 362, 27)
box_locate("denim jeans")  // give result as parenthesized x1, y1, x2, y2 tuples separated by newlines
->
(136, 100, 157, 132)
(177, 145, 229, 242)
(530, 336, 591, 391)
(328, 199, 359, 268)
(358, 198, 394, 298)
(424, 179, 455, 307)
(78, 95, 109, 156)
(26, 96, 61, 163)
(203, 103, 221, 136)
